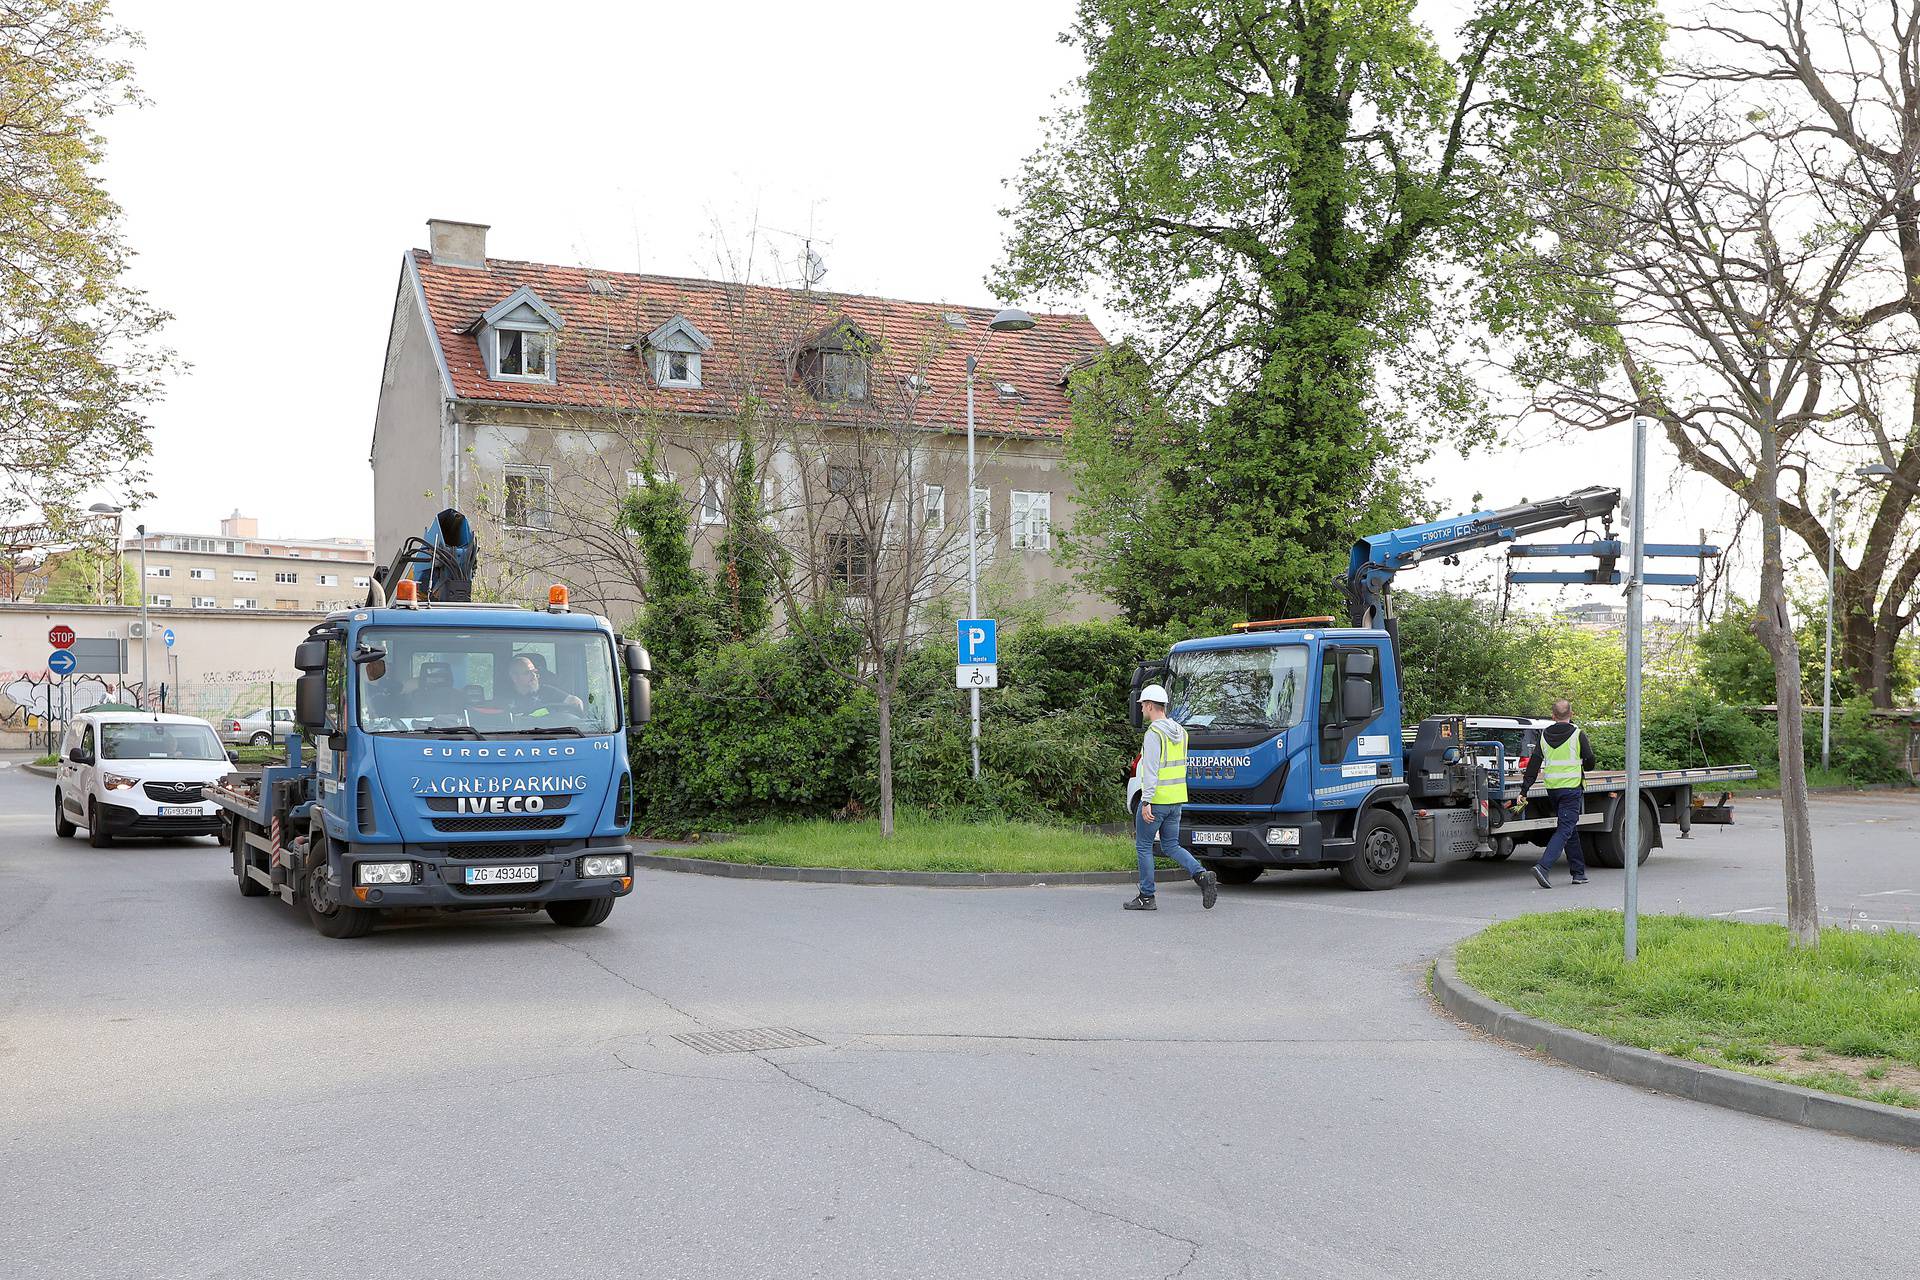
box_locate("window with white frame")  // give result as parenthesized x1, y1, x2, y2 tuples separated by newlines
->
(645, 316, 710, 389)
(274, 570, 298, 584)
(924, 484, 945, 530)
(353, 576, 371, 589)
(971, 487, 992, 542)
(234, 597, 259, 610)
(316, 573, 338, 587)
(698, 476, 725, 526)
(1011, 490, 1052, 550)
(192, 596, 217, 609)
(504, 465, 552, 530)
(479, 286, 563, 384)
(189, 567, 214, 581)
(147, 565, 171, 578)
(495, 328, 550, 379)
(150, 594, 172, 607)
(233, 570, 257, 583)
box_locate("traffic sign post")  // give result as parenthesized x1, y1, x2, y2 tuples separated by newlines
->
(956, 619, 999, 693)
(49, 625, 75, 649)
(48, 649, 76, 676)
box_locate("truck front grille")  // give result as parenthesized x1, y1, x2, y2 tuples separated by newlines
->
(452, 881, 543, 896)
(432, 815, 567, 833)
(441, 841, 549, 860)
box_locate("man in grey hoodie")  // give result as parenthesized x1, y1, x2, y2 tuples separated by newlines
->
(1128, 684, 1220, 911)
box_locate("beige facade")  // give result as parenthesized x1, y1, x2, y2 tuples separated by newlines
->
(123, 513, 375, 615)
(371, 221, 1116, 627)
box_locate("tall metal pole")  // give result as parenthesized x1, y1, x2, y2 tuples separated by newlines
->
(1623, 416, 1649, 962)
(1821, 486, 1837, 772)
(137, 524, 150, 709)
(965, 353, 981, 781)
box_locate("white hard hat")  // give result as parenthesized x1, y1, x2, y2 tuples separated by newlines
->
(1138, 683, 1170, 705)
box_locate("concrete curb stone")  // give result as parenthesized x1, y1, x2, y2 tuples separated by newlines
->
(22, 763, 54, 779)
(1431, 944, 1920, 1150)
(632, 851, 1141, 888)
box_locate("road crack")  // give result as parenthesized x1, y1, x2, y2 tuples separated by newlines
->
(759, 1053, 1201, 1276)
(543, 934, 715, 1029)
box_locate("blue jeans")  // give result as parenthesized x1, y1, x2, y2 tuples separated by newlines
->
(1534, 789, 1587, 877)
(1136, 802, 1204, 896)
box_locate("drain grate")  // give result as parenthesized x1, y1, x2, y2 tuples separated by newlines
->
(673, 1027, 823, 1055)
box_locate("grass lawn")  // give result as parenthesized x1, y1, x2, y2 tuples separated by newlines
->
(673, 817, 1158, 875)
(1455, 911, 1920, 1109)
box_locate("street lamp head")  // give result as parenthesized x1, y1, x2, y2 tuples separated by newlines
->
(989, 308, 1036, 333)
(87, 503, 123, 514)
(1857, 464, 1896, 478)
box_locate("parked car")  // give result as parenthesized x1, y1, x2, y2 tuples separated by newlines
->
(1462, 715, 1552, 784)
(53, 711, 233, 847)
(219, 706, 296, 746)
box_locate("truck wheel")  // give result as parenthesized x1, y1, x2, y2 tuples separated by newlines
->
(1208, 864, 1264, 885)
(86, 799, 111, 848)
(1592, 799, 1657, 870)
(304, 861, 376, 939)
(235, 843, 267, 898)
(548, 897, 614, 928)
(1338, 810, 1411, 891)
(53, 789, 75, 838)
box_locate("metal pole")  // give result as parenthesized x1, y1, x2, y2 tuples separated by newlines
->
(137, 524, 150, 709)
(1624, 416, 1649, 962)
(965, 353, 981, 782)
(1821, 486, 1837, 772)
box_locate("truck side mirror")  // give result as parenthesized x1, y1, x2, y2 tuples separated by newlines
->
(1128, 661, 1168, 730)
(1342, 674, 1374, 722)
(294, 640, 329, 672)
(295, 671, 329, 731)
(624, 644, 653, 727)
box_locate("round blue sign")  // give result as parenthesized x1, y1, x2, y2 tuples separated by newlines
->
(162, 627, 175, 648)
(48, 649, 75, 675)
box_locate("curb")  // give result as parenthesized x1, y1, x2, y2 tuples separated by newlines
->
(21, 763, 54, 779)
(1431, 945, 1920, 1150)
(632, 851, 1143, 888)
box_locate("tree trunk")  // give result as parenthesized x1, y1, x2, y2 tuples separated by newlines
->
(1754, 429, 1819, 946)
(876, 682, 895, 839)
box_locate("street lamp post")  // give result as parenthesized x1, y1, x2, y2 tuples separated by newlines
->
(136, 523, 149, 708)
(963, 308, 1037, 782)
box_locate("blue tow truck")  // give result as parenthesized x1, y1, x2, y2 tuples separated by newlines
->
(1128, 488, 1755, 890)
(209, 511, 653, 937)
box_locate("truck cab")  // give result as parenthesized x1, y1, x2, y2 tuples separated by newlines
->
(1135, 622, 1414, 889)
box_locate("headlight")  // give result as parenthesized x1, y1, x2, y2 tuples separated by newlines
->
(580, 854, 629, 877)
(1268, 827, 1301, 847)
(355, 861, 414, 886)
(102, 772, 140, 791)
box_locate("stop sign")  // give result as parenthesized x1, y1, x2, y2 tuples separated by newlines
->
(48, 625, 75, 649)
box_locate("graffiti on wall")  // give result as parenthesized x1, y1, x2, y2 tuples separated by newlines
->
(1, 668, 295, 728)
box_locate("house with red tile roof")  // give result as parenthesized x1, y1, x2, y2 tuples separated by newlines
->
(371, 219, 1115, 622)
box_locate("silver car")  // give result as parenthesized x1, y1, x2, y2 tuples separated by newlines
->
(219, 706, 296, 746)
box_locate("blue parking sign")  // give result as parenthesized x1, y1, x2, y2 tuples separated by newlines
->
(957, 618, 997, 665)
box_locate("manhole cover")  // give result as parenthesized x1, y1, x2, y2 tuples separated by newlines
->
(674, 1027, 822, 1055)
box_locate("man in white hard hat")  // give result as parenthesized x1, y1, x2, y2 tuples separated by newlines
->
(1129, 683, 1219, 911)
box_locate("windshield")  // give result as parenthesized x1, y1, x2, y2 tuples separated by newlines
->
(356, 626, 620, 736)
(1167, 645, 1309, 732)
(102, 722, 225, 761)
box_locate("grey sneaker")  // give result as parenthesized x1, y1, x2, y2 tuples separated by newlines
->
(1193, 869, 1219, 909)
(1123, 894, 1157, 911)
(1531, 865, 1551, 889)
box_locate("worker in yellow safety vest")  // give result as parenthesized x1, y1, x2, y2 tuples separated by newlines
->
(1129, 684, 1220, 912)
(1520, 698, 1598, 888)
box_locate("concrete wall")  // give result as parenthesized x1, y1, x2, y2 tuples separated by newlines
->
(0, 603, 328, 748)
(372, 261, 452, 569)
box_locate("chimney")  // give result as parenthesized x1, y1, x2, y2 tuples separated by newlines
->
(427, 218, 490, 269)
(220, 510, 258, 539)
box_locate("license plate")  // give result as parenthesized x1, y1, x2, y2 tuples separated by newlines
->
(1189, 830, 1233, 846)
(160, 805, 201, 817)
(465, 864, 539, 885)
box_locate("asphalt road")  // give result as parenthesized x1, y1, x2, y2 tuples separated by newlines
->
(2, 757, 1915, 1279)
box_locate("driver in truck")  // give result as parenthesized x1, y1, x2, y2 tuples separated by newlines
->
(504, 654, 584, 717)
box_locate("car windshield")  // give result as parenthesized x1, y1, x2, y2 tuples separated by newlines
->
(1476, 728, 1538, 758)
(101, 722, 225, 761)
(1167, 644, 1309, 731)
(356, 626, 620, 736)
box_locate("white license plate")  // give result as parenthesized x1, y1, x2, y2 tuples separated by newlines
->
(1189, 830, 1234, 846)
(465, 864, 539, 885)
(159, 805, 201, 817)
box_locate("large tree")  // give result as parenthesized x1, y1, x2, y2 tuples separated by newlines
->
(0, 1, 173, 528)
(996, 0, 1662, 625)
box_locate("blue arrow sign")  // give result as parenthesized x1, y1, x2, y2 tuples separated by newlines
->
(162, 627, 175, 648)
(48, 649, 75, 676)
(957, 618, 997, 665)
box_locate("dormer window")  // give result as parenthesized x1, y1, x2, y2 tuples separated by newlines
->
(469, 285, 564, 385)
(797, 319, 873, 404)
(645, 315, 712, 389)
(820, 351, 868, 402)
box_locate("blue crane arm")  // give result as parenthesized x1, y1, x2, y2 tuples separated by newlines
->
(372, 509, 478, 605)
(1343, 486, 1619, 628)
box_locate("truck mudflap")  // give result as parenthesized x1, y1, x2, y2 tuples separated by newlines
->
(1173, 811, 1341, 866)
(329, 840, 636, 909)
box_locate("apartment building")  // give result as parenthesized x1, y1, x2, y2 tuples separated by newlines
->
(125, 513, 375, 613)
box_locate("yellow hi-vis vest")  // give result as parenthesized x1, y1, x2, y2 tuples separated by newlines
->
(1148, 719, 1189, 804)
(1540, 727, 1585, 790)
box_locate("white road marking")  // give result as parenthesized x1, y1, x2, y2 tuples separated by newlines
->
(1863, 889, 1918, 897)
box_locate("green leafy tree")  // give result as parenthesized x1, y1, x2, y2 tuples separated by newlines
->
(997, 0, 1661, 625)
(1, 0, 176, 527)
(620, 469, 714, 676)
(712, 424, 777, 643)
(34, 546, 135, 603)
(1392, 592, 1542, 723)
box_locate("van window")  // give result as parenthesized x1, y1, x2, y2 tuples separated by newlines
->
(101, 722, 225, 761)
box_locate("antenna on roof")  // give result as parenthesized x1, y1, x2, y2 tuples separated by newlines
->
(765, 203, 832, 291)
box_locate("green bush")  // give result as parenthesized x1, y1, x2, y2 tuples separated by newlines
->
(1802, 701, 1908, 785)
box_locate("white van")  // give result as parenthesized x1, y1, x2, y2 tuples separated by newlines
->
(54, 712, 233, 847)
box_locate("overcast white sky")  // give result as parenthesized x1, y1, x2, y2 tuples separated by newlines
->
(99, 0, 1756, 617)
